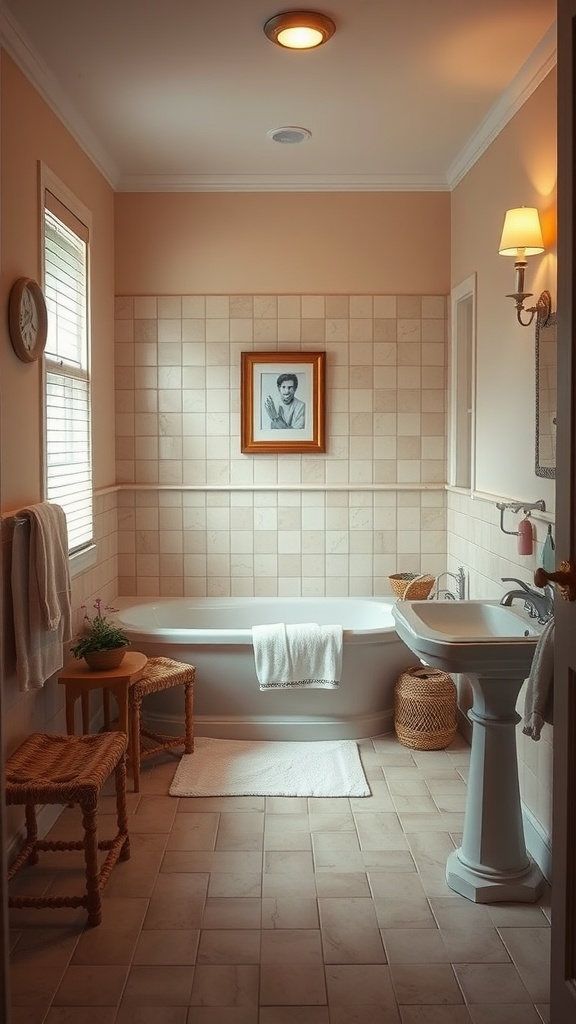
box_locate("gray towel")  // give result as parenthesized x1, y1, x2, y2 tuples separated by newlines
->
(522, 617, 554, 741)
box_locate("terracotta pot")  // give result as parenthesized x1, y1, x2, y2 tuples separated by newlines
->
(83, 648, 127, 671)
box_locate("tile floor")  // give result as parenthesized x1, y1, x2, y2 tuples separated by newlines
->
(8, 731, 551, 1023)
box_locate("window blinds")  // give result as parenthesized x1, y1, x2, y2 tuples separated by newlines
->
(44, 205, 93, 553)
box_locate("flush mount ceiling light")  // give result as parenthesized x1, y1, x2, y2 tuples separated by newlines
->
(267, 126, 311, 144)
(264, 11, 336, 49)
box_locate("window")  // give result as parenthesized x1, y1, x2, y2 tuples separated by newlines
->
(43, 186, 93, 555)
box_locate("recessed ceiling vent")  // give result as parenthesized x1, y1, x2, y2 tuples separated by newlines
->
(267, 126, 311, 144)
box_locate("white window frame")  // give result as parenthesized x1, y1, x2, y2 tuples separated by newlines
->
(40, 163, 96, 576)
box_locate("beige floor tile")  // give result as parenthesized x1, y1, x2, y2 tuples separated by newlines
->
(214, 831, 263, 852)
(325, 963, 397, 1007)
(218, 812, 265, 834)
(261, 873, 316, 898)
(265, 813, 312, 832)
(307, 798, 351, 814)
(115, 1008, 187, 1023)
(373, 897, 437, 930)
(10, 925, 81, 969)
(120, 965, 194, 1006)
(52, 964, 129, 1006)
(453, 964, 532, 1003)
(207, 873, 262, 898)
(515, 963, 550, 1003)
(189, 964, 260, 1006)
(440, 926, 510, 963)
(390, 963, 464, 1004)
(314, 873, 370, 898)
(187, 1009, 257, 1024)
(9, 964, 66, 1011)
(319, 898, 385, 964)
(398, 812, 465, 833)
(259, 1009, 329, 1024)
(102, 849, 165, 898)
(132, 929, 200, 965)
(486, 904, 551, 928)
(72, 897, 148, 965)
(265, 796, 309, 814)
(398, 1007, 472, 1022)
(130, 795, 179, 832)
(311, 832, 360, 853)
(44, 1009, 119, 1024)
(329, 1008, 401, 1023)
(368, 872, 426, 900)
(202, 897, 262, 929)
(382, 928, 448, 963)
(167, 814, 220, 851)
(312, 848, 366, 872)
(497, 926, 551, 966)
(260, 964, 327, 1005)
(264, 851, 314, 874)
(467, 1006, 542, 1023)
(362, 849, 417, 872)
(428, 896, 494, 929)
(163, 851, 263, 874)
(260, 928, 323, 963)
(196, 929, 261, 964)
(261, 897, 319, 929)
(263, 831, 312, 851)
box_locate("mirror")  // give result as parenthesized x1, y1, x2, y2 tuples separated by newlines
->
(535, 310, 557, 479)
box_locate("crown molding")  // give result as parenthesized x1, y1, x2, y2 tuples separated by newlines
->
(116, 172, 449, 193)
(0, 6, 120, 188)
(447, 23, 557, 190)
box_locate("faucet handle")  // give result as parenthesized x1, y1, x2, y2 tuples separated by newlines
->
(501, 577, 531, 592)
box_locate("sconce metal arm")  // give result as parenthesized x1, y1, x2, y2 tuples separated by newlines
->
(507, 289, 552, 328)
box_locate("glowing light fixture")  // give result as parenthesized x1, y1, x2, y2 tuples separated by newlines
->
(264, 11, 336, 49)
(498, 207, 551, 327)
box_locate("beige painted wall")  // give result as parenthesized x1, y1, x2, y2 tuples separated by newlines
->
(451, 67, 556, 510)
(1, 53, 116, 507)
(114, 191, 451, 296)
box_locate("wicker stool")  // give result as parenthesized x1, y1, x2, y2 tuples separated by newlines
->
(394, 666, 457, 750)
(128, 656, 195, 792)
(5, 731, 130, 927)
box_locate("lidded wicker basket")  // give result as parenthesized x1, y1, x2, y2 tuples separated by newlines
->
(394, 665, 457, 750)
(388, 572, 436, 600)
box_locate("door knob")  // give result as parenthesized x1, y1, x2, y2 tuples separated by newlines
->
(534, 561, 576, 601)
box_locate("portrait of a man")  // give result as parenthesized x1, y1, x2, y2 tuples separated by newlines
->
(263, 372, 306, 430)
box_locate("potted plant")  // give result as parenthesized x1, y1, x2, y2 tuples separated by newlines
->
(70, 598, 130, 670)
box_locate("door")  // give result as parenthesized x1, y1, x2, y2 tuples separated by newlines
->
(550, 1, 576, 1018)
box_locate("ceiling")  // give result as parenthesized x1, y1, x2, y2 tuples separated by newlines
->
(0, 0, 556, 192)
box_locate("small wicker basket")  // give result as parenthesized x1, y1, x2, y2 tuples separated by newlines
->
(388, 572, 436, 600)
(394, 665, 457, 750)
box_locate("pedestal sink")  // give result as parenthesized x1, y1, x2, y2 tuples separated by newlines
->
(392, 600, 544, 903)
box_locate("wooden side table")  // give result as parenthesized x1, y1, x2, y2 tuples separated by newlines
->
(58, 651, 148, 736)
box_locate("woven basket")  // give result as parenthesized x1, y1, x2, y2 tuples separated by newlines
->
(388, 572, 436, 600)
(394, 665, 457, 750)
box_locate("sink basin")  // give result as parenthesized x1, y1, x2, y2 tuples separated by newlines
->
(391, 599, 540, 676)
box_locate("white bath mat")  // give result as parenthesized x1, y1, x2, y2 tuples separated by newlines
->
(169, 736, 371, 798)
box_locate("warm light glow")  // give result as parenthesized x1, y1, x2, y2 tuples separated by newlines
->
(264, 11, 336, 49)
(498, 207, 544, 256)
(277, 24, 323, 47)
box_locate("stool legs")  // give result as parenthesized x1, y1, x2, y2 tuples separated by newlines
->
(80, 794, 101, 926)
(129, 692, 143, 793)
(184, 679, 194, 755)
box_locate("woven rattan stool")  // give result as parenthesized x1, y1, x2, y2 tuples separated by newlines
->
(128, 656, 195, 792)
(5, 731, 130, 927)
(394, 666, 457, 750)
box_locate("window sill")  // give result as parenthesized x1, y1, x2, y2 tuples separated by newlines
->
(70, 543, 97, 578)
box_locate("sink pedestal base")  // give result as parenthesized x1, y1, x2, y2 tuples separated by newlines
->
(446, 674, 545, 904)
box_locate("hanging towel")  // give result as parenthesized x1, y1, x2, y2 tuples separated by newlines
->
(10, 503, 72, 691)
(252, 622, 343, 691)
(522, 617, 554, 740)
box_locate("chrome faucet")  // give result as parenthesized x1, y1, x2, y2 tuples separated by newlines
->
(434, 566, 466, 601)
(500, 577, 554, 624)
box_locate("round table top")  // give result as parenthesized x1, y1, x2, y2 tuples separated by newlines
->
(58, 650, 148, 682)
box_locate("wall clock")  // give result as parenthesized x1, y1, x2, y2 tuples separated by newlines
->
(8, 276, 48, 362)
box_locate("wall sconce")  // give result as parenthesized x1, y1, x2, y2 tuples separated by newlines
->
(264, 11, 336, 49)
(498, 207, 551, 327)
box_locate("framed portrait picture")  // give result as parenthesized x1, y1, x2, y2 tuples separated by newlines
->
(241, 351, 326, 454)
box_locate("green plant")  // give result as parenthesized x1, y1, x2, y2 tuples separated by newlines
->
(70, 598, 130, 659)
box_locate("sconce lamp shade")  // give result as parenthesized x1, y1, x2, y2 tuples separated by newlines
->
(498, 207, 544, 256)
(264, 11, 336, 49)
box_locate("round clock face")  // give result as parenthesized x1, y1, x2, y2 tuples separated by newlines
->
(8, 277, 48, 362)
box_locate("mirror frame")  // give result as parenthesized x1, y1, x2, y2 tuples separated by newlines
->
(535, 308, 557, 479)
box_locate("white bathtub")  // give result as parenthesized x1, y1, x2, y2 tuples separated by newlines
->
(113, 596, 414, 740)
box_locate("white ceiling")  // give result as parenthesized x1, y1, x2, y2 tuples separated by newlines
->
(0, 0, 556, 192)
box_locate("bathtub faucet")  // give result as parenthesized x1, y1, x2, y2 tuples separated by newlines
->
(434, 566, 466, 601)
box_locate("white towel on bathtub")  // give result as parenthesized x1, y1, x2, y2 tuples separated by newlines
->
(252, 622, 343, 690)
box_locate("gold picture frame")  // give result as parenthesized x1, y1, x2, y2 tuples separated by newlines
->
(241, 351, 326, 454)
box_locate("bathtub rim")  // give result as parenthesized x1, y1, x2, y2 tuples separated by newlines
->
(111, 594, 400, 647)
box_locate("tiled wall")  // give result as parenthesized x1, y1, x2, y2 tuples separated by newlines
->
(114, 293, 448, 597)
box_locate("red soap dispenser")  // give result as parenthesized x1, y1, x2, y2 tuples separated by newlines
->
(517, 517, 533, 556)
